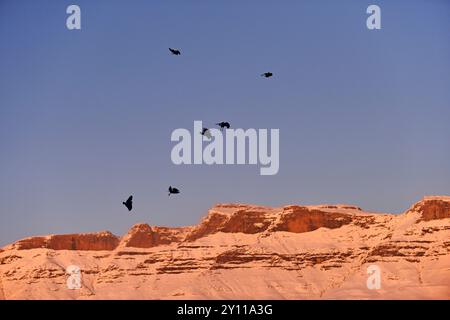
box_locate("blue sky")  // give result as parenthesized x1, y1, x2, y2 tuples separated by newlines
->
(0, 0, 449, 246)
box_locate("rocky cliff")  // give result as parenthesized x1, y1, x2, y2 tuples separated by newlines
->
(0, 196, 449, 299)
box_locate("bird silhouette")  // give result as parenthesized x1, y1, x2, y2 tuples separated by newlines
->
(216, 122, 230, 130)
(123, 195, 133, 212)
(261, 72, 273, 78)
(169, 48, 181, 55)
(168, 186, 180, 196)
(200, 128, 212, 139)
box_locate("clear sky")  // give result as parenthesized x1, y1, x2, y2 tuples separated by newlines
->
(1, 0, 449, 246)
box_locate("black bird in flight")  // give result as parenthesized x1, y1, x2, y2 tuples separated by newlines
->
(200, 127, 212, 139)
(216, 122, 230, 130)
(123, 195, 133, 212)
(168, 186, 180, 196)
(261, 72, 273, 78)
(169, 48, 181, 55)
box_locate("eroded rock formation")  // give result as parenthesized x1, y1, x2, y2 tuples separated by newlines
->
(0, 196, 448, 299)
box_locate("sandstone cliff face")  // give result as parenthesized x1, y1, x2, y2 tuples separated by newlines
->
(185, 203, 359, 240)
(186, 205, 275, 240)
(10, 231, 120, 251)
(120, 224, 191, 248)
(8, 225, 193, 251)
(0, 196, 449, 300)
(407, 196, 450, 221)
(270, 206, 353, 233)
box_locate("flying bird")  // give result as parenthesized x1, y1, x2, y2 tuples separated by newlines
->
(169, 48, 181, 55)
(216, 122, 230, 130)
(200, 127, 212, 139)
(168, 186, 180, 196)
(261, 72, 273, 78)
(122, 195, 133, 212)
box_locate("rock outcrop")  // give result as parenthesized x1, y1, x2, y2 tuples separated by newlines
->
(185, 203, 361, 240)
(185, 204, 276, 240)
(270, 206, 353, 233)
(10, 231, 120, 251)
(0, 196, 448, 300)
(120, 223, 191, 248)
(407, 196, 450, 221)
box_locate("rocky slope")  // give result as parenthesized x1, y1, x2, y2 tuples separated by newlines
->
(0, 196, 449, 299)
